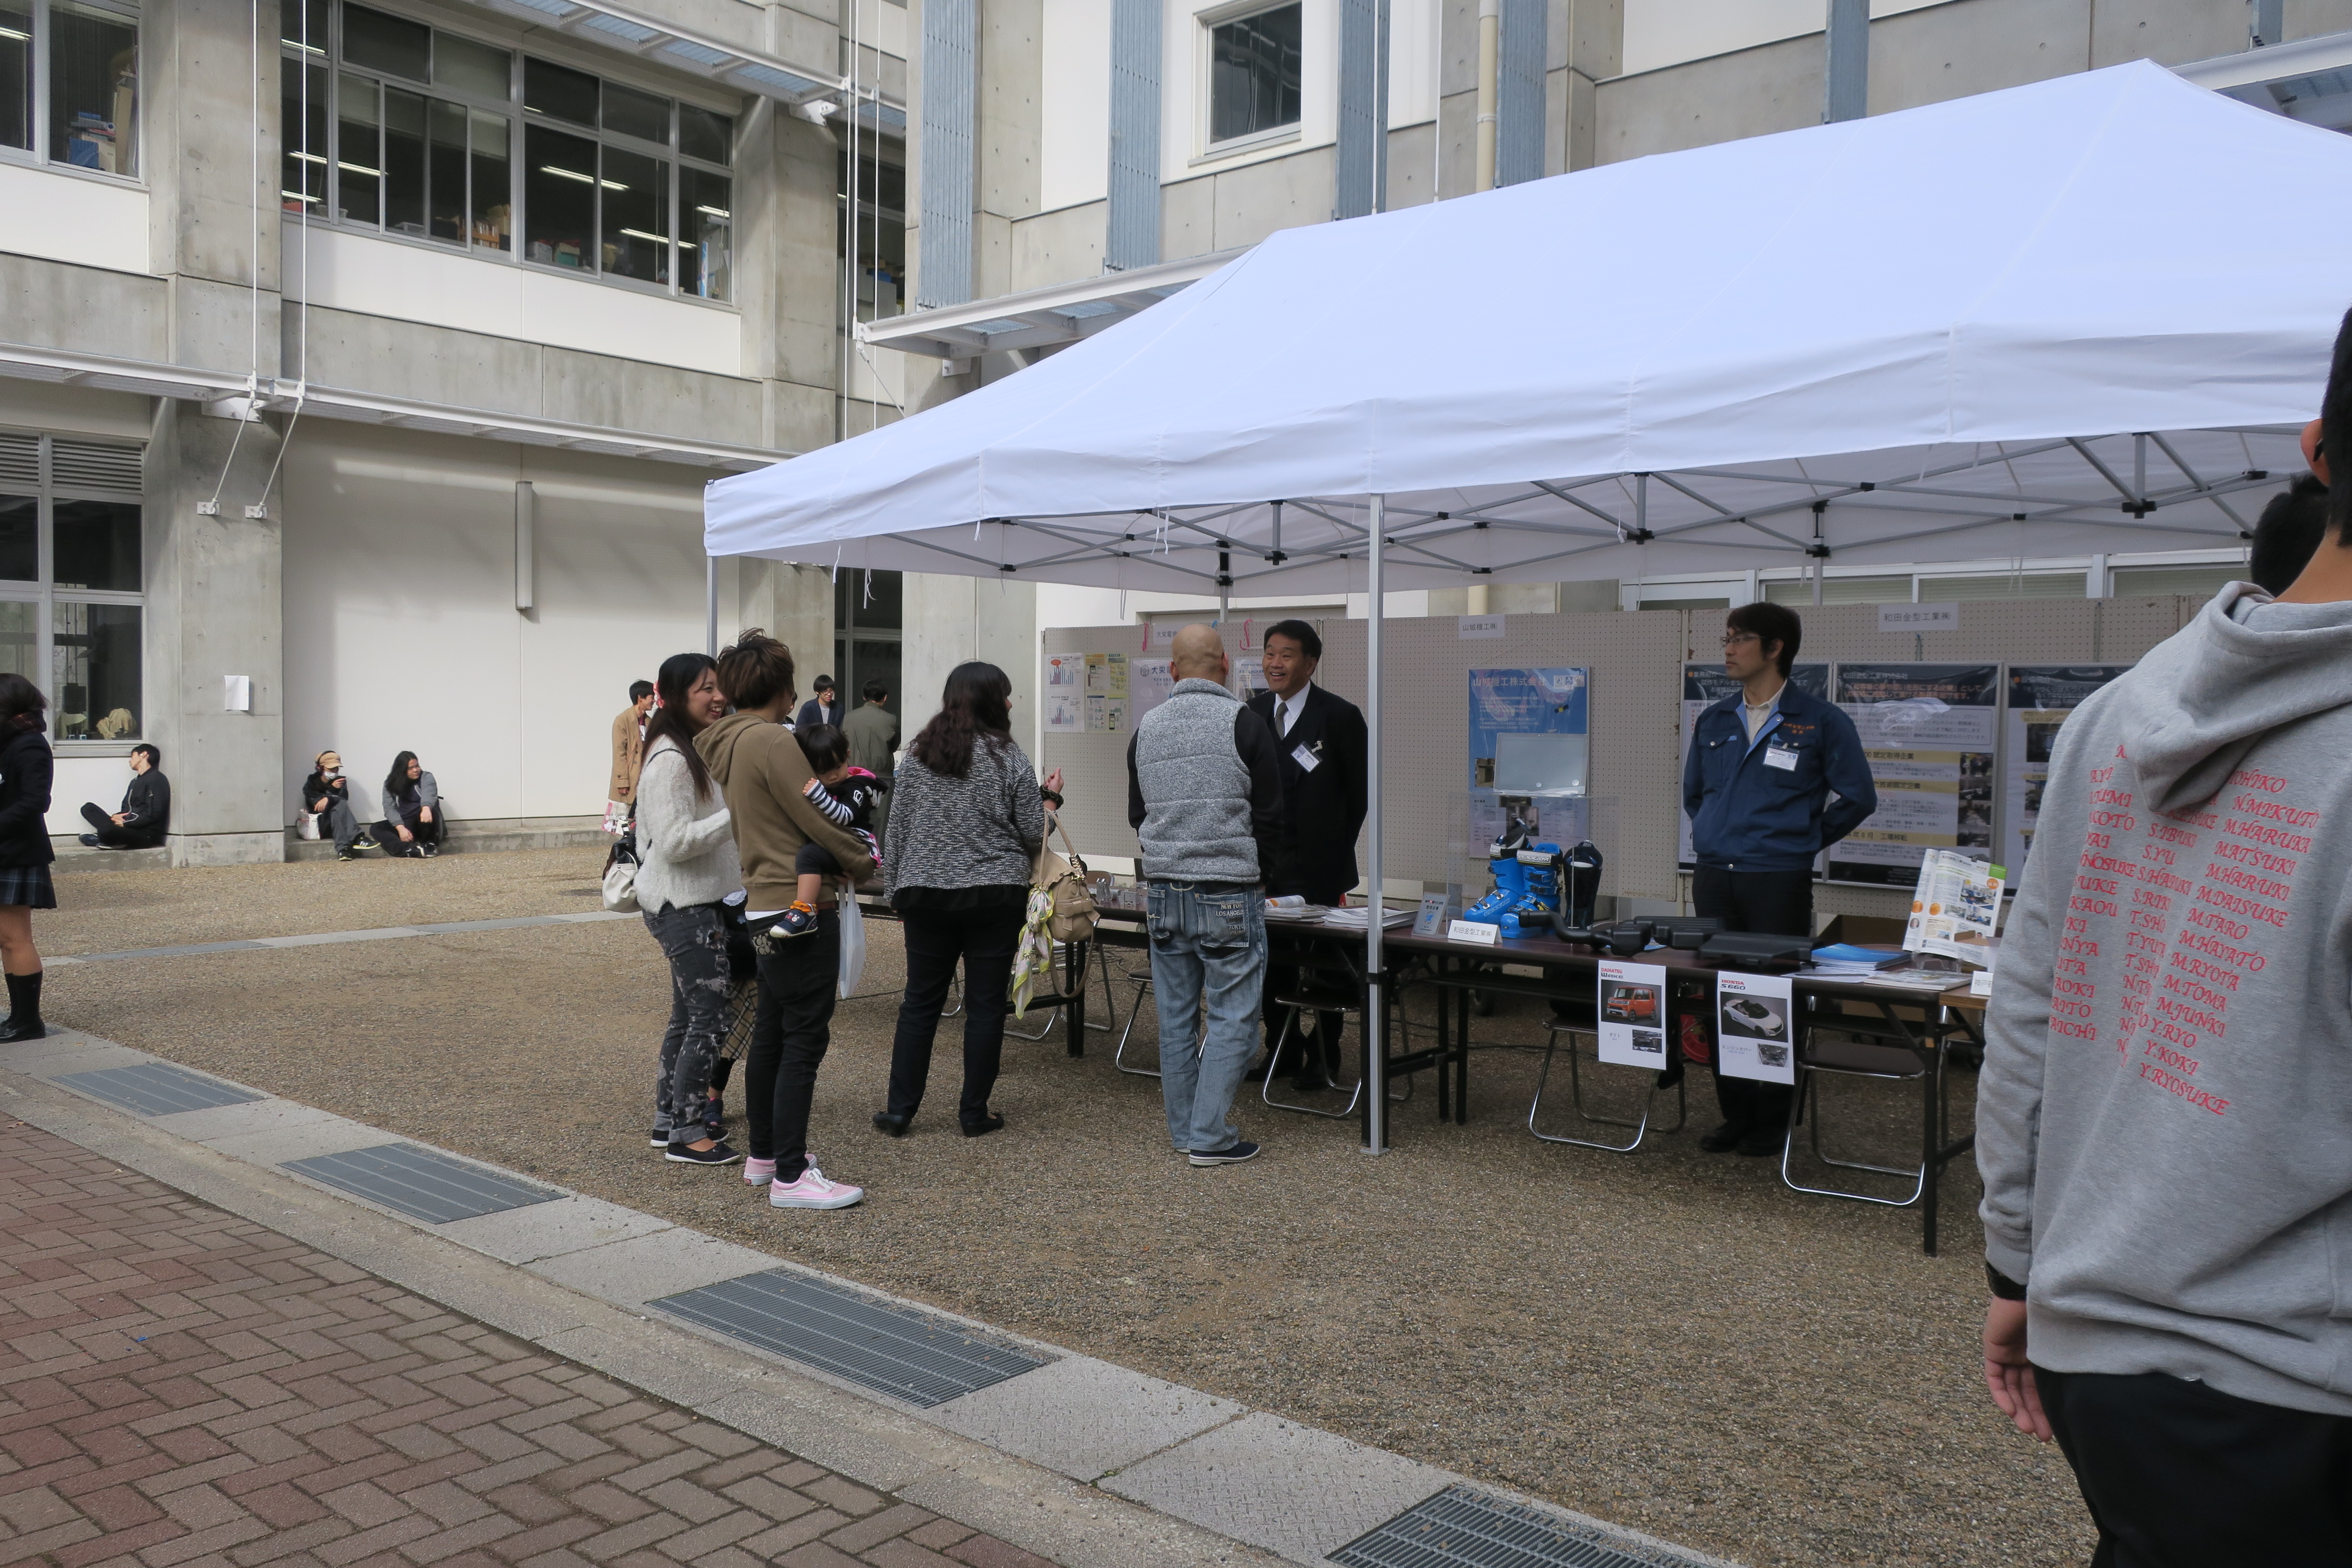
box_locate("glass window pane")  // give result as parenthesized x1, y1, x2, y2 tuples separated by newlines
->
(433, 31, 508, 98)
(600, 79, 666, 143)
(280, 58, 328, 213)
(279, 0, 327, 54)
(427, 96, 465, 242)
(49, 1, 138, 177)
(679, 166, 730, 301)
(677, 103, 729, 165)
(382, 85, 426, 234)
(523, 122, 596, 269)
(523, 56, 596, 127)
(0, 603, 31, 689)
(0, 497, 33, 582)
(2, 4, 34, 151)
(52, 602, 140, 741)
(469, 109, 509, 250)
(599, 144, 665, 284)
(53, 499, 139, 591)
(336, 71, 380, 223)
(342, 3, 428, 82)
(1208, 3, 1300, 144)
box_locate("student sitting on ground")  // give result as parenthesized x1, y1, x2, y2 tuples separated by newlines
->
(377, 751, 443, 858)
(78, 744, 168, 850)
(303, 750, 377, 860)
(773, 723, 882, 937)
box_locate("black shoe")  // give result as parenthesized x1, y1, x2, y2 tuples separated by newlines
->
(665, 1139, 742, 1165)
(1289, 1063, 1334, 1093)
(352, 836, 378, 851)
(1188, 1141, 1260, 1167)
(1243, 1053, 1276, 1083)
(960, 1112, 1005, 1138)
(871, 1111, 910, 1137)
(1736, 1127, 1786, 1158)
(77, 834, 98, 847)
(1698, 1121, 1746, 1154)
(336, 851, 360, 862)
(422, 843, 439, 858)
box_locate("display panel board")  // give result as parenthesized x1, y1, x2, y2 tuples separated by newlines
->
(1828, 663, 2000, 888)
(1677, 664, 1830, 869)
(2004, 665, 2132, 878)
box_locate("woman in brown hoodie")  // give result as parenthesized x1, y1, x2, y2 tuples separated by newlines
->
(697, 631, 879, 1209)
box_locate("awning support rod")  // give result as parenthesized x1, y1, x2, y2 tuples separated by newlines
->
(1363, 492, 1388, 1157)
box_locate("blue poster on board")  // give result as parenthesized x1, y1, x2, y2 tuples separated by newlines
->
(1469, 668, 1590, 793)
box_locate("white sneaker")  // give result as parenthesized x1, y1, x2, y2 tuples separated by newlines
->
(768, 1163, 864, 1210)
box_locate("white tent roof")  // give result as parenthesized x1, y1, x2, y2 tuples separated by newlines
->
(706, 61, 2337, 594)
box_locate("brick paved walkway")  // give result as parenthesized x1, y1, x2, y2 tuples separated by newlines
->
(0, 1118, 1054, 1568)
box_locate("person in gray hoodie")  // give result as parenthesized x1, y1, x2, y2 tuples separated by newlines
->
(1978, 312, 2352, 1562)
(1126, 623, 1284, 1167)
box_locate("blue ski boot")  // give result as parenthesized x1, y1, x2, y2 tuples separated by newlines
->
(1461, 853, 1526, 925)
(1499, 842, 1564, 937)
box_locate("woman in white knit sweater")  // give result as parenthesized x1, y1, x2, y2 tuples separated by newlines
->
(635, 651, 744, 1165)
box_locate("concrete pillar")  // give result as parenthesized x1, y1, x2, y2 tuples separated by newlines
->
(1544, 0, 1620, 176)
(736, 559, 834, 685)
(141, 0, 289, 863)
(901, 575, 1039, 760)
(145, 404, 286, 864)
(740, 100, 845, 453)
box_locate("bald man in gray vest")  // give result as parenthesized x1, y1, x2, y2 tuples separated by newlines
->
(1126, 623, 1286, 1167)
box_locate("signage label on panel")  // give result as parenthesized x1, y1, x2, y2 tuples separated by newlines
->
(1458, 615, 1506, 640)
(1879, 602, 1960, 633)
(1716, 971, 1795, 1084)
(1597, 959, 1669, 1067)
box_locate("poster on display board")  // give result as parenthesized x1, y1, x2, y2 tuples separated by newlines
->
(1469, 668, 1590, 793)
(1677, 664, 1830, 868)
(2004, 665, 2132, 877)
(1043, 653, 1084, 732)
(1597, 959, 1669, 1068)
(1715, 971, 1795, 1084)
(1827, 664, 2000, 888)
(1131, 657, 1176, 720)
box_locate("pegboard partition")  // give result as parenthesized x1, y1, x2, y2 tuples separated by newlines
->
(1041, 597, 2211, 911)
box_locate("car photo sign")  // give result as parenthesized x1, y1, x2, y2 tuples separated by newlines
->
(1596, 959, 1669, 1069)
(1716, 970, 1796, 1084)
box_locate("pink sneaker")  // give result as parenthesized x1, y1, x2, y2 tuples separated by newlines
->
(768, 1164, 863, 1210)
(743, 1157, 777, 1187)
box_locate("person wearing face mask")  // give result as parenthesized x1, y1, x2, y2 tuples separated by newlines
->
(302, 750, 375, 861)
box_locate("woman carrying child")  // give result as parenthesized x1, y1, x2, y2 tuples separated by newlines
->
(871, 662, 1065, 1140)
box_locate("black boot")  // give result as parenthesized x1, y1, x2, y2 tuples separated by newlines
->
(0, 970, 46, 1042)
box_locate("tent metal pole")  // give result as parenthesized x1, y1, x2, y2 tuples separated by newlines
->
(705, 557, 719, 657)
(1364, 493, 1388, 1156)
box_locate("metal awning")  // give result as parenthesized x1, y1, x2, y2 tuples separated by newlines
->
(459, 0, 904, 129)
(858, 249, 1246, 363)
(2175, 28, 2352, 131)
(0, 341, 790, 471)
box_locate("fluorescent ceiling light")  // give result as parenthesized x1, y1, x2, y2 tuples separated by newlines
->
(0, 25, 29, 38)
(280, 190, 321, 202)
(599, 178, 627, 190)
(291, 150, 325, 162)
(540, 165, 594, 182)
(337, 161, 379, 174)
(695, 205, 729, 217)
(619, 227, 666, 242)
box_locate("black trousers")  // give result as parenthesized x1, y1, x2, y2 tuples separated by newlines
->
(80, 802, 162, 848)
(2036, 1365, 2352, 1566)
(886, 901, 1023, 1126)
(1690, 864, 1813, 1130)
(744, 910, 839, 1181)
(375, 812, 443, 854)
(1262, 868, 1351, 1073)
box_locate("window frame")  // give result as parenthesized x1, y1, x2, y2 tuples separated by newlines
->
(0, 0, 144, 188)
(1195, 0, 1303, 160)
(280, 0, 740, 307)
(0, 428, 147, 752)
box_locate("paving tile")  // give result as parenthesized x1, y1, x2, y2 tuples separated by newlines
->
(928, 1357, 1241, 1485)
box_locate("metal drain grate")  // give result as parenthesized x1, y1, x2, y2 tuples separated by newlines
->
(651, 1269, 1048, 1407)
(281, 1142, 562, 1223)
(53, 1062, 266, 1116)
(1333, 1486, 1715, 1568)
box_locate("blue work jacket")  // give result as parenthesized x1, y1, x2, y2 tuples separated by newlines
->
(1682, 683, 1877, 873)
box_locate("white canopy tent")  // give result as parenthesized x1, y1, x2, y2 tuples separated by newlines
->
(703, 59, 2350, 1152)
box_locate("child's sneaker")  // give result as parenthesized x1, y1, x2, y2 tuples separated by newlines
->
(768, 1164, 863, 1209)
(743, 1157, 777, 1187)
(775, 902, 818, 937)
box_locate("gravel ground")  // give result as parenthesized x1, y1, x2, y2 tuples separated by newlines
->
(40, 851, 2093, 1568)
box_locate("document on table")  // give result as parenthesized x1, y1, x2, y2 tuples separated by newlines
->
(1715, 971, 1795, 1084)
(1597, 959, 1669, 1068)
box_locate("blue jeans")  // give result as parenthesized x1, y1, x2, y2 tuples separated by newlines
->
(1148, 879, 1268, 1154)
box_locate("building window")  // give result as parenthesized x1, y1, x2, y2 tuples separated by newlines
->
(833, 569, 901, 730)
(279, 0, 735, 301)
(1207, 3, 1299, 146)
(0, 0, 138, 177)
(0, 431, 144, 743)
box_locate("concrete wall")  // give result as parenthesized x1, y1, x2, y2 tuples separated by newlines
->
(901, 575, 1042, 766)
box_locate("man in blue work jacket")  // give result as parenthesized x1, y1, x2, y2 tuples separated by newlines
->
(1682, 602, 1875, 1156)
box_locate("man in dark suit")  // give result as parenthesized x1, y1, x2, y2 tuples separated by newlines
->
(794, 676, 843, 732)
(1246, 619, 1369, 1091)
